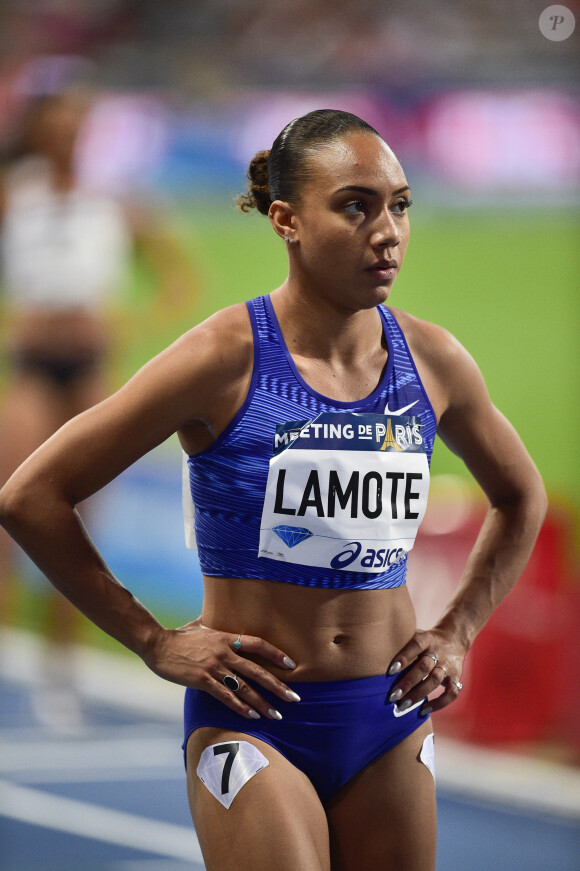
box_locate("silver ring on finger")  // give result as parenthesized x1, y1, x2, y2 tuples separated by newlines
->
(434, 664, 448, 679)
(450, 679, 463, 692)
(423, 650, 438, 665)
(223, 674, 240, 692)
(233, 633, 242, 651)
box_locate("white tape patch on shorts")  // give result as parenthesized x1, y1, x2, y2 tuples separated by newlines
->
(420, 732, 436, 782)
(197, 741, 270, 809)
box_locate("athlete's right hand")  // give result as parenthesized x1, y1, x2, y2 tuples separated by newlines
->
(141, 617, 300, 720)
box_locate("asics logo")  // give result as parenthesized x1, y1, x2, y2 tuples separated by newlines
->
(330, 541, 405, 570)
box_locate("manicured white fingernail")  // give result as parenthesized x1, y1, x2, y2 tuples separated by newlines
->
(285, 690, 301, 702)
(389, 688, 403, 702)
(268, 708, 283, 720)
(388, 661, 402, 675)
(421, 706, 433, 716)
(397, 699, 412, 712)
(283, 656, 296, 668)
(248, 709, 260, 719)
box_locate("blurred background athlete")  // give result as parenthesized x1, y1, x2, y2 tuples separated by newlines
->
(0, 59, 196, 730)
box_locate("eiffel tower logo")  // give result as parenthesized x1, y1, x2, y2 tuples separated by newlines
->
(380, 418, 402, 451)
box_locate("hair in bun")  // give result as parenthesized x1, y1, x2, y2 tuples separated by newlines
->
(237, 109, 381, 215)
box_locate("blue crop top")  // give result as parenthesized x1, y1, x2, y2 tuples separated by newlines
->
(184, 295, 436, 590)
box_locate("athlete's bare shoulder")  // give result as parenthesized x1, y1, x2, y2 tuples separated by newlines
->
(387, 306, 489, 422)
(177, 301, 253, 378)
(102, 300, 255, 454)
(388, 306, 460, 364)
(161, 301, 255, 450)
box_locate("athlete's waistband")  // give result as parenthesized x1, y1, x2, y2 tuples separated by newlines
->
(273, 672, 399, 701)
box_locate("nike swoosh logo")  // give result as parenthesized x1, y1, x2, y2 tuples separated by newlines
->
(393, 697, 426, 717)
(384, 400, 419, 415)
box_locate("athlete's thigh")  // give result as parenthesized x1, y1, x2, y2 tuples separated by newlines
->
(186, 727, 331, 871)
(325, 720, 436, 871)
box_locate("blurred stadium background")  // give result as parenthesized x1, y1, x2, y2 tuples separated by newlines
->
(0, 1, 579, 867)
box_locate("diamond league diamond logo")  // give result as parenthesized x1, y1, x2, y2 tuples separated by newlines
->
(272, 525, 314, 548)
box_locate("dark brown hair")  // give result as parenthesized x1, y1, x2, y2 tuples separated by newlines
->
(237, 109, 381, 215)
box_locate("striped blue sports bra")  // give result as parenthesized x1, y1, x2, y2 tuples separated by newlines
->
(184, 294, 436, 590)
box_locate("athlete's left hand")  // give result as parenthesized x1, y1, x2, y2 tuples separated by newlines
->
(386, 628, 467, 715)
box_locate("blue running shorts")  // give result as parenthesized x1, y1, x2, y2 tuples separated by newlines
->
(183, 672, 430, 801)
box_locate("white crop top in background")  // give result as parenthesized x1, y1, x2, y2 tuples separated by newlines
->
(1, 158, 131, 311)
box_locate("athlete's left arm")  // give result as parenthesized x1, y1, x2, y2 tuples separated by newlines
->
(387, 319, 548, 712)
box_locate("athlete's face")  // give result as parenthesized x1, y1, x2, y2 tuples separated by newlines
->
(289, 132, 411, 311)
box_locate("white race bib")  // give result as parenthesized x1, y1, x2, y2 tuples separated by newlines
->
(259, 412, 429, 573)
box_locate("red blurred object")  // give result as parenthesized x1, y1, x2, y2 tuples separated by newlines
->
(407, 493, 579, 752)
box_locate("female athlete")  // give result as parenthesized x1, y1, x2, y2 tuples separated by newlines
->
(0, 109, 547, 870)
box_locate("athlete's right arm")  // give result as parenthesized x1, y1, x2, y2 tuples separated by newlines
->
(0, 303, 297, 718)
